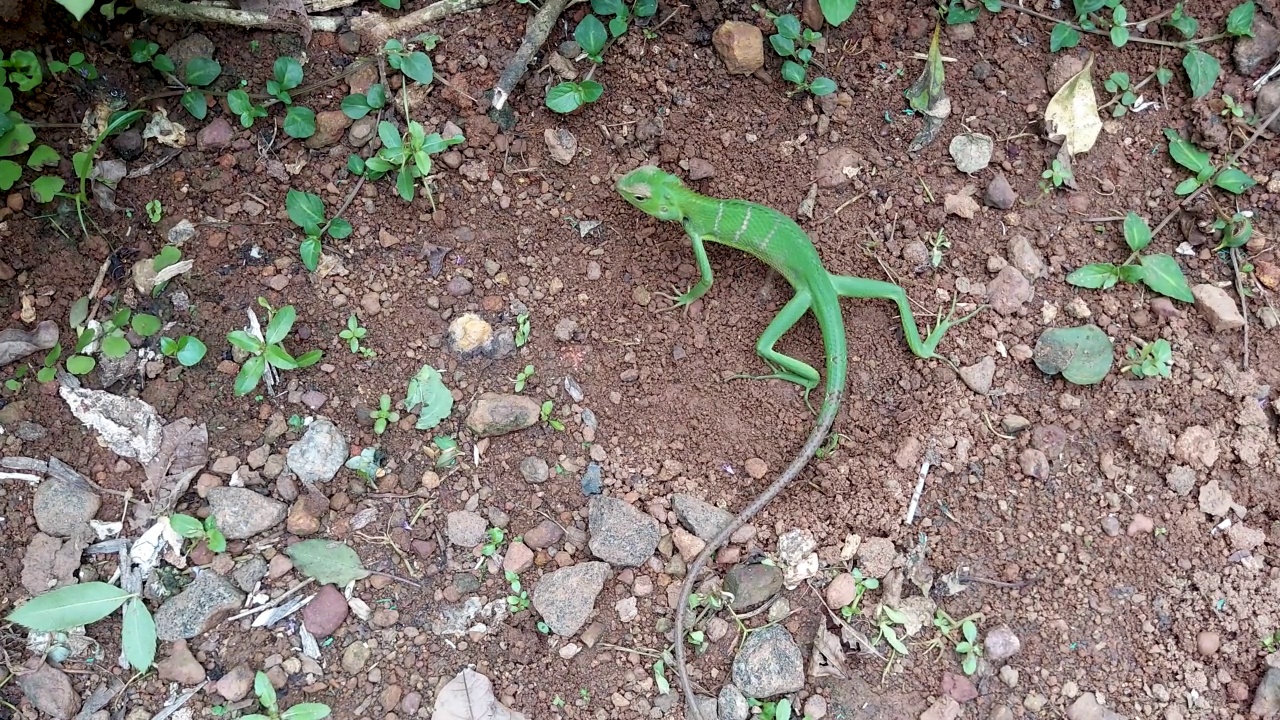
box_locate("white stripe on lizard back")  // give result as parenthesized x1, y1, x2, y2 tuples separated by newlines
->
(733, 206, 753, 244)
(713, 201, 724, 234)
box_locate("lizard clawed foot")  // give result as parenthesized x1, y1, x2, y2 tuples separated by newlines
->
(922, 298, 988, 366)
(726, 371, 820, 414)
(652, 285, 698, 315)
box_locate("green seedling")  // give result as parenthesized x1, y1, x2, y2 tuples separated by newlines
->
(1121, 338, 1173, 379)
(48, 51, 98, 80)
(874, 605, 910, 656)
(767, 14, 835, 96)
(939, 0, 1000, 24)
(514, 364, 534, 392)
(1263, 629, 1280, 653)
(4, 365, 27, 391)
(226, 303, 323, 397)
(579, 688, 590, 703)
(814, 432, 841, 459)
(838, 568, 879, 620)
(515, 312, 531, 347)
(177, 57, 223, 120)
(687, 628, 707, 650)
(1103, 71, 1138, 116)
(57, 301, 162, 377)
(551, 696, 565, 708)
(539, 400, 565, 431)
(145, 199, 163, 223)
(504, 570, 530, 612)
(481, 527, 506, 557)
(169, 513, 227, 553)
(590, 0, 656, 37)
(6, 582, 156, 672)
(653, 658, 671, 695)
(928, 228, 950, 268)
(1041, 158, 1073, 189)
(266, 57, 316, 139)
(383, 37, 437, 85)
(1166, 128, 1255, 195)
(348, 121, 464, 207)
(288, 414, 306, 431)
(537, 620, 551, 634)
(953, 617, 982, 675)
(747, 697, 793, 720)
(339, 315, 368, 353)
(227, 88, 268, 128)
(546, 80, 605, 114)
(1221, 93, 1244, 118)
(341, 83, 388, 120)
(40, 108, 147, 238)
(574, 14, 608, 63)
(687, 592, 724, 611)
(818, 0, 860, 25)
(128, 39, 175, 73)
(370, 393, 399, 435)
(285, 189, 353, 272)
(160, 335, 208, 367)
(1211, 212, 1253, 251)
(1067, 211, 1194, 303)
(243, 670, 331, 720)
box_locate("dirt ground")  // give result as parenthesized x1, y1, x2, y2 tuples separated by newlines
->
(2, 0, 1280, 719)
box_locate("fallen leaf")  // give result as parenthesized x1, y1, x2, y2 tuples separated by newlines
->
(141, 108, 187, 149)
(906, 24, 950, 152)
(809, 623, 848, 678)
(142, 419, 208, 518)
(797, 182, 818, 220)
(1044, 53, 1102, 155)
(944, 193, 979, 219)
(0, 320, 59, 366)
(1255, 259, 1280, 289)
(1033, 325, 1114, 385)
(432, 668, 527, 720)
(59, 387, 164, 462)
(286, 539, 371, 586)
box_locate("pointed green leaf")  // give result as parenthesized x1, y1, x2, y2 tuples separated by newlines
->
(282, 704, 332, 720)
(234, 355, 266, 396)
(1227, 2, 1256, 36)
(182, 90, 208, 120)
(1213, 167, 1256, 194)
(122, 597, 156, 671)
(1138, 254, 1194, 303)
(286, 539, 371, 585)
(285, 189, 325, 234)
(6, 582, 131, 631)
(283, 105, 316, 139)
(27, 144, 59, 169)
(1049, 23, 1080, 52)
(1066, 263, 1120, 290)
(1122, 212, 1151, 252)
(0, 159, 20, 190)
(264, 305, 297, 345)
(183, 57, 222, 87)
(1182, 49, 1219, 99)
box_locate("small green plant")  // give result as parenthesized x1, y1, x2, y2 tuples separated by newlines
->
(160, 335, 208, 367)
(546, 80, 605, 114)
(227, 88, 268, 128)
(504, 570, 530, 612)
(177, 58, 223, 120)
(514, 312, 531, 347)
(1121, 338, 1173, 379)
(837, 568, 879, 620)
(48, 51, 98, 80)
(686, 627, 707, 650)
(481, 527, 506, 557)
(514, 364, 534, 392)
(348, 121, 464, 206)
(243, 670, 331, 720)
(939, 0, 999, 24)
(226, 303, 323, 397)
(874, 605, 910, 656)
(540, 400, 565, 431)
(285, 189, 353, 272)
(4, 365, 27, 391)
(591, 0, 656, 37)
(767, 15, 836, 96)
(1165, 128, 1256, 196)
(384, 36, 438, 85)
(1211, 212, 1253, 251)
(128, 40, 175, 73)
(1041, 158, 1073, 190)
(370, 393, 400, 435)
(169, 513, 227, 553)
(6, 582, 156, 672)
(579, 688, 591, 703)
(537, 620, 551, 634)
(551, 696, 565, 708)
(1221, 93, 1244, 118)
(1263, 629, 1280, 653)
(288, 414, 306, 431)
(432, 435, 460, 468)
(953, 617, 982, 675)
(266, 57, 316, 139)
(1067, 211, 1194, 303)
(747, 697, 793, 720)
(339, 315, 368, 354)
(1103, 71, 1138, 116)
(145, 199, 163, 223)
(928, 228, 950, 268)
(341, 83, 388, 120)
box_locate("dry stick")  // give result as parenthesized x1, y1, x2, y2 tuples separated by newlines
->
(490, 0, 574, 111)
(994, 0, 1201, 50)
(350, 0, 500, 44)
(133, 0, 342, 32)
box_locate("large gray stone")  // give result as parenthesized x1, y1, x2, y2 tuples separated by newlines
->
(731, 625, 804, 699)
(532, 561, 610, 636)
(154, 571, 244, 641)
(672, 494, 734, 542)
(286, 418, 349, 484)
(207, 487, 287, 539)
(32, 460, 99, 537)
(587, 496, 659, 567)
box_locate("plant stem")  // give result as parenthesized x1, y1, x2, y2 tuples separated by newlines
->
(995, 1, 1188, 49)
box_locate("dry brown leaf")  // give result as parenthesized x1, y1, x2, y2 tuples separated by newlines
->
(432, 668, 527, 720)
(1044, 53, 1102, 156)
(809, 622, 849, 678)
(142, 419, 208, 518)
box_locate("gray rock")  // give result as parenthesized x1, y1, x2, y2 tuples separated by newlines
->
(1008, 235, 1045, 280)
(723, 563, 783, 612)
(544, 128, 578, 165)
(154, 571, 245, 641)
(17, 661, 80, 719)
(59, 387, 163, 461)
(985, 172, 1017, 209)
(984, 626, 1022, 661)
(532, 561, 611, 636)
(33, 461, 100, 537)
(446, 510, 489, 547)
(1065, 693, 1126, 720)
(856, 536, 896, 578)
(519, 456, 550, 484)
(731, 625, 805, 698)
(1259, 81, 1280, 132)
(231, 555, 269, 592)
(958, 356, 995, 395)
(949, 133, 992, 173)
(21, 531, 88, 595)
(580, 463, 602, 495)
(341, 641, 371, 673)
(0, 319, 58, 366)
(1253, 668, 1280, 719)
(1234, 16, 1280, 75)
(286, 418, 349, 484)
(718, 684, 750, 720)
(207, 487, 287, 539)
(216, 664, 254, 701)
(197, 118, 234, 151)
(692, 695, 719, 720)
(588, 496, 659, 567)
(672, 494, 735, 542)
(465, 393, 541, 437)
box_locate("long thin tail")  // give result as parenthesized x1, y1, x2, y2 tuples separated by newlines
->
(673, 307, 847, 720)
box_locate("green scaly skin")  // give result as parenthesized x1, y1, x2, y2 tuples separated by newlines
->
(616, 166, 979, 720)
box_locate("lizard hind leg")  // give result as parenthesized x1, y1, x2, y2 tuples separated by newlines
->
(828, 275, 981, 360)
(726, 291, 822, 404)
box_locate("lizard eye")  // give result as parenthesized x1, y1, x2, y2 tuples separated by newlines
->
(631, 190, 650, 202)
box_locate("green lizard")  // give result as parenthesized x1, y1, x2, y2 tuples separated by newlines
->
(615, 165, 979, 720)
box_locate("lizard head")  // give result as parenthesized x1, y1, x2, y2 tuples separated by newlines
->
(616, 165, 684, 222)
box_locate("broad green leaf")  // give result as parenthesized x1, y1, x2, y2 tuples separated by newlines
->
(6, 582, 131, 631)
(400, 51, 434, 84)
(341, 94, 372, 119)
(819, 0, 856, 24)
(183, 57, 222, 87)
(575, 15, 607, 58)
(769, 34, 796, 57)
(255, 671, 277, 709)
(774, 13, 802, 39)
(176, 337, 207, 366)
(377, 120, 403, 150)
(295, 349, 323, 368)
(1182, 49, 1219, 99)
(265, 343, 299, 370)
(264, 305, 297, 345)
(0, 160, 20, 190)
(580, 80, 604, 103)
(66, 354, 95, 375)
(608, 16, 628, 37)
(227, 330, 262, 354)
(1033, 325, 1114, 385)
(285, 189, 325, 234)
(299, 236, 321, 272)
(101, 335, 131, 358)
(546, 83, 583, 114)
(274, 57, 304, 89)
(30, 175, 64, 203)
(54, 0, 95, 21)
(781, 60, 806, 85)
(153, 55, 176, 74)
(1163, 129, 1210, 175)
(1168, 5, 1198, 38)
(946, 1, 978, 24)
(962, 619, 978, 643)
(1138, 254, 1194, 303)
(234, 354, 266, 396)
(406, 364, 453, 430)
(283, 106, 316, 139)
(1050, 23, 1080, 52)
(1174, 177, 1201, 195)
(1122, 212, 1151, 252)
(282, 704, 332, 720)
(181, 90, 208, 120)
(27, 144, 58, 169)
(1155, 66, 1173, 85)
(122, 597, 156, 672)
(0, 120, 35, 157)
(169, 513, 205, 537)
(809, 76, 837, 96)
(367, 83, 388, 108)
(73, 150, 93, 180)
(285, 539, 371, 585)
(131, 313, 161, 337)
(590, 0, 626, 16)
(328, 218, 352, 239)
(396, 166, 414, 201)
(227, 89, 253, 116)
(1066, 263, 1120, 290)
(1110, 26, 1129, 47)
(635, 0, 657, 16)
(1227, 2, 1256, 36)
(1213, 167, 1256, 194)
(347, 154, 366, 175)
(0, 87, 11, 114)
(1118, 264, 1145, 283)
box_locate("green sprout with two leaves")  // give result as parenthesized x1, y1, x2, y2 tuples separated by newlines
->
(767, 14, 836, 97)
(243, 670, 331, 720)
(1122, 338, 1173, 379)
(226, 302, 323, 397)
(169, 513, 227, 553)
(505, 570, 530, 612)
(266, 57, 317, 139)
(339, 315, 374, 358)
(540, 400, 565, 431)
(515, 313, 531, 347)
(285, 189, 352, 272)
(514, 364, 534, 392)
(1165, 128, 1256, 197)
(930, 610, 984, 675)
(1067, 211, 1194, 304)
(837, 568, 879, 620)
(370, 394, 400, 435)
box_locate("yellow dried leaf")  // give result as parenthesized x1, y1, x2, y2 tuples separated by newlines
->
(1044, 54, 1101, 156)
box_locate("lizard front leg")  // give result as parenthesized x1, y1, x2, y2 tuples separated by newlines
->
(655, 223, 715, 312)
(829, 275, 982, 359)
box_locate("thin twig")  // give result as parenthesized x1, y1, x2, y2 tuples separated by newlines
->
(1230, 247, 1252, 370)
(995, 0, 1185, 49)
(490, 0, 573, 110)
(226, 578, 314, 622)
